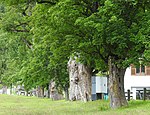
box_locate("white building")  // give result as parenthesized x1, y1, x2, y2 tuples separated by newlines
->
(91, 76, 108, 100)
(124, 65, 150, 99)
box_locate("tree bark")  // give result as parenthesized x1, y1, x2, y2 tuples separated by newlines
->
(64, 84, 69, 101)
(37, 86, 44, 98)
(26, 90, 29, 96)
(108, 57, 128, 109)
(68, 58, 92, 102)
(47, 83, 50, 98)
(2, 86, 7, 94)
(49, 80, 63, 100)
(41, 86, 44, 98)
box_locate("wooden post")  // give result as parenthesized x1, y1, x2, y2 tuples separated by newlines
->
(127, 89, 130, 101)
(143, 88, 146, 101)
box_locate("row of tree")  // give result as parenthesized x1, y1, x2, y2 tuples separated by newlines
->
(0, 0, 150, 108)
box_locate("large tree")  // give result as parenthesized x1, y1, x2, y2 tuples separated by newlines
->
(46, 0, 149, 108)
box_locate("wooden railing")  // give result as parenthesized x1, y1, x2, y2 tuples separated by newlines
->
(125, 88, 150, 101)
(125, 90, 133, 101)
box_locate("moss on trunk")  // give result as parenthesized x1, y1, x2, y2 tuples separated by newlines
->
(109, 57, 128, 108)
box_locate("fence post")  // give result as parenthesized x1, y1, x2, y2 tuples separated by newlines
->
(127, 89, 130, 101)
(143, 88, 146, 101)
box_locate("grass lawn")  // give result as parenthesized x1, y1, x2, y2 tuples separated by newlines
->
(0, 94, 150, 115)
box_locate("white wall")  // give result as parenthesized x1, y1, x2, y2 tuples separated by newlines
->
(96, 77, 107, 93)
(124, 67, 150, 91)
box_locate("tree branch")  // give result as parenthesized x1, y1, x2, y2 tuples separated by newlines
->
(36, 0, 56, 5)
(21, 38, 33, 49)
(10, 29, 29, 33)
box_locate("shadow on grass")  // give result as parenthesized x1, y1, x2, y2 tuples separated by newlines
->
(120, 100, 150, 110)
(97, 100, 110, 111)
(129, 100, 150, 107)
(96, 100, 150, 111)
(98, 105, 110, 111)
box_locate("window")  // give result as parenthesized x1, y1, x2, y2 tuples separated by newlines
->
(131, 65, 150, 76)
(141, 65, 145, 73)
(136, 67, 140, 74)
(135, 65, 145, 75)
(146, 66, 150, 75)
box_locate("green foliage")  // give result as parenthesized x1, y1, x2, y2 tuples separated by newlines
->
(45, 0, 149, 70)
(0, 0, 69, 91)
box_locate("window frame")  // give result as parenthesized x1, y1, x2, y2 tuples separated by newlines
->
(131, 65, 150, 76)
(135, 65, 145, 76)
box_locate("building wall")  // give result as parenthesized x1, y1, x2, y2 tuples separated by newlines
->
(124, 67, 150, 91)
(96, 77, 107, 93)
(91, 76, 108, 100)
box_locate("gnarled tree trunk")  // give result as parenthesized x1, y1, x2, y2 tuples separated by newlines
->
(2, 86, 7, 94)
(64, 84, 69, 101)
(68, 58, 92, 102)
(37, 86, 41, 97)
(109, 57, 128, 108)
(49, 80, 63, 100)
(37, 86, 44, 98)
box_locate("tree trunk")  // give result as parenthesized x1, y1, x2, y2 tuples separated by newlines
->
(26, 90, 29, 96)
(41, 86, 44, 98)
(10, 84, 13, 95)
(68, 58, 92, 102)
(49, 80, 63, 100)
(108, 57, 128, 108)
(37, 86, 44, 98)
(2, 86, 7, 94)
(64, 84, 69, 101)
(47, 83, 50, 98)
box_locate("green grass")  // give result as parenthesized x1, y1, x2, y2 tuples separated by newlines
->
(0, 95, 150, 115)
